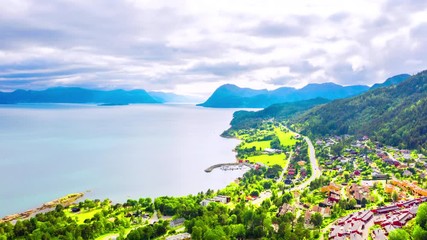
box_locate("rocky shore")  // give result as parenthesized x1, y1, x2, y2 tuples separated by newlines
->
(1, 193, 84, 223)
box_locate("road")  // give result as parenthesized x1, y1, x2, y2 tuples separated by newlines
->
(290, 136, 321, 191)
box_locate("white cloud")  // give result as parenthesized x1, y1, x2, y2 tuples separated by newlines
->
(0, 0, 426, 96)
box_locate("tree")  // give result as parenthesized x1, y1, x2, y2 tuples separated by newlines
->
(413, 225, 427, 240)
(416, 203, 427, 229)
(388, 229, 410, 240)
(250, 190, 260, 197)
(310, 212, 323, 229)
(348, 198, 357, 209)
(392, 191, 399, 202)
(361, 197, 368, 207)
(343, 171, 350, 182)
(331, 144, 343, 156)
(191, 226, 203, 240)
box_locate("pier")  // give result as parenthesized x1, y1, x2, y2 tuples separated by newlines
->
(204, 162, 253, 173)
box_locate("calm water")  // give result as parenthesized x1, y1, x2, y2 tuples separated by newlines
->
(0, 104, 246, 217)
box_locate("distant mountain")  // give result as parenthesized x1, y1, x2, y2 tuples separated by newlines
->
(291, 70, 427, 151)
(0, 87, 159, 104)
(148, 91, 203, 103)
(222, 98, 331, 135)
(198, 83, 369, 108)
(370, 74, 411, 90)
(197, 84, 269, 108)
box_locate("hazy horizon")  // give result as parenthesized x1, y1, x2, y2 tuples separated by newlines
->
(0, 0, 426, 96)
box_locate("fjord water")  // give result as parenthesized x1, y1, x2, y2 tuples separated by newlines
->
(0, 104, 245, 217)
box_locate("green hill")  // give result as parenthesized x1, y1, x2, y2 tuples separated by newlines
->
(222, 97, 330, 135)
(293, 70, 427, 152)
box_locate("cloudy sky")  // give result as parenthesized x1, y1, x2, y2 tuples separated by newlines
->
(0, 0, 426, 96)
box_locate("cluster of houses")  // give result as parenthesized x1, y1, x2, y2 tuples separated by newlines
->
(370, 197, 427, 239)
(329, 210, 374, 240)
(329, 197, 427, 240)
(376, 151, 402, 167)
(284, 159, 308, 185)
(315, 137, 341, 147)
(390, 179, 427, 197)
(318, 135, 427, 178)
(372, 206, 417, 238)
(200, 195, 231, 206)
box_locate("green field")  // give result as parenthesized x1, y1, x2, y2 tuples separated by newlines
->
(241, 140, 271, 150)
(65, 208, 103, 224)
(275, 128, 297, 146)
(247, 153, 287, 167)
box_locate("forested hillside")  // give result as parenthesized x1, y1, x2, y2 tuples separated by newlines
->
(293, 70, 427, 152)
(223, 98, 330, 135)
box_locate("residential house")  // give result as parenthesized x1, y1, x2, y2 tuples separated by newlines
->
(329, 191, 341, 203)
(402, 170, 413, 177)
(372, 171, 388, 180)
(200, 195, 231, 206)
(170, 218, 185, 227)
(312, 205, 331, 217)
(329, 210, 372, 240)
(277, 203, 295, 217)
(304, 211, 312, 226)
(348, 183, 372, 205)
(321, 182, 341, 193)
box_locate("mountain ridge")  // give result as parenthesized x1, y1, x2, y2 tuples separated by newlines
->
(199, 82, 370, 108)
(370, 74, 410, 90)
(0, 87, 159, 104)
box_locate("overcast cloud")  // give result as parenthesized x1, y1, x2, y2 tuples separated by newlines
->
(0, 0, 426, 96)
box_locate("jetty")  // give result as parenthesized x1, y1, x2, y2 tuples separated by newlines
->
(205, 162, 254, 173)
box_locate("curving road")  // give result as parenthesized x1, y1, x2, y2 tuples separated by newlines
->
(290, 136, 321, 191)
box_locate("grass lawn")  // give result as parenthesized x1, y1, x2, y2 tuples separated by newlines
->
(247, 153, 287, 167)
(275, 128, 297, 146)
(241, 140, 271, 150)
(66, 208, 103, 224)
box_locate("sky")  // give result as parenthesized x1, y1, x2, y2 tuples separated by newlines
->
(0, 0, 426, 97)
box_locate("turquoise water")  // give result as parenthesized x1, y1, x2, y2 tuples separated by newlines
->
(0, 104, 246, 217)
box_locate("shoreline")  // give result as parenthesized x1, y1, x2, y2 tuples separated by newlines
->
(0, 192, 84, 223)
(1, 108, 242, 224)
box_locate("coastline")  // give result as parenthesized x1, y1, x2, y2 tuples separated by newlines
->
(0, 192, 84, 223)
(0, 105, 244, 224)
